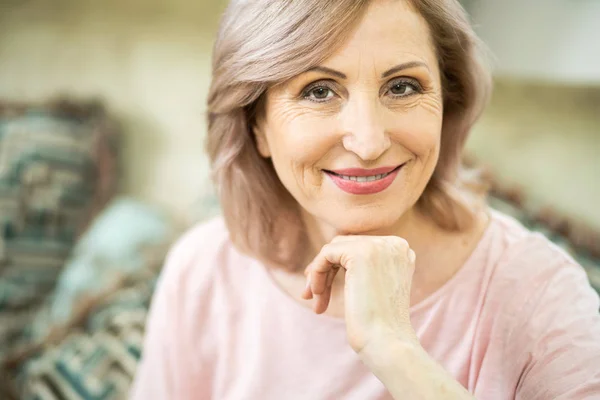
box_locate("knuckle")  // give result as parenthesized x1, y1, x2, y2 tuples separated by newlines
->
(331, 235, 345, 243)
(408, 249, 417, 263)
(384, 237, 413, 262)
(388, 236, 409, 249)
(320, 243, 331, 254)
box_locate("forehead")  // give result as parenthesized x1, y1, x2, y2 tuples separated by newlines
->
(322, 0, 437, 73)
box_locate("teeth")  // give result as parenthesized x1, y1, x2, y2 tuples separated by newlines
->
(338, 172, 390, 181)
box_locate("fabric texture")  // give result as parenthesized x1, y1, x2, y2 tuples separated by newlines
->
(49, 196, 172, 325)
(131, 210, 600, 400)
(5, 197, 174, 400)
(0, 100, 119, 361)
(17, 269, 159, 400)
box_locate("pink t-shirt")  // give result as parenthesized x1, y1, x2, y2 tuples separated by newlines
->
(130, 211, 600, 399)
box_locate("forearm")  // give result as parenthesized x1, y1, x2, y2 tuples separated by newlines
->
(361, 339, 475, 400)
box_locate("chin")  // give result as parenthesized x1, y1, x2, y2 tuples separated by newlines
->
(323, 208, 405, 235)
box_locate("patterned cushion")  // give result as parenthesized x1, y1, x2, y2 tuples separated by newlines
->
(16, 270, 158, 400)
(0, 100, 119, 360)
(48, 197, 173, 326)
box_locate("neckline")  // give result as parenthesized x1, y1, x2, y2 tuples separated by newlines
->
(256, 257, 348, 325)
(408, 212, 495, 314)
(254, 211, 496, 324)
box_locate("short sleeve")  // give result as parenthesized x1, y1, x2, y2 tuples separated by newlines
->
(512, 260, 600, 399)
(129, 219, 224, 399)
(129, 255, 181, 398)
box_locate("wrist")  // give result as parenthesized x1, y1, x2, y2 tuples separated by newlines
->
(359, 328, 421, 371)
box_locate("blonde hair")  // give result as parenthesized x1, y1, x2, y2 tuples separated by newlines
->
(207, 0, 492, 267)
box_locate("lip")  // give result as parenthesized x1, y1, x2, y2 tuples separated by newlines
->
(327, 165, 399, 177)
(324, 164, 404, 195)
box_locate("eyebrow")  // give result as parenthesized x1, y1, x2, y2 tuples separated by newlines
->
(306, 61, 429, 80)
(306, 66, 347, 79)
(381, 61, 429, 78)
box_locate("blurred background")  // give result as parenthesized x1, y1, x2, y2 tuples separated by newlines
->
(0, 1, 598, 398)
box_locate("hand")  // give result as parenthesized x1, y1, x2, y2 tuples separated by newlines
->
(301, 235, 418, 356)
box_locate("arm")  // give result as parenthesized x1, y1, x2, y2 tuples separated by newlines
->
(511, 262, 600, 400)
(303, 236, 475, 399)
(129, 227, 217, 400)
(361, 337, 475, 400)
(361, 259, 600, 400)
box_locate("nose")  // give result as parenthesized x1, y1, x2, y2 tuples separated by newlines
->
(340, 97, 391, 161)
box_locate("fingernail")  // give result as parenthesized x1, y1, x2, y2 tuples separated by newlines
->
(303, 278, 313, 300)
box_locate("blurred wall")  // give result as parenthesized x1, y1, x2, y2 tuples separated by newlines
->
(467, 81, 600, 227)
(0, 0, 227, 222)
(465, 0, 600, 227)
(470, 0, 600, 84)
(0, 0, 598, 228)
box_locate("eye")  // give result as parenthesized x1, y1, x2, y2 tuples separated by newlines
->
(310, 87, 333, 100)
(301, 82, 337, 102)
(390, 83, 414, 96)
(386, 78, 422, 98)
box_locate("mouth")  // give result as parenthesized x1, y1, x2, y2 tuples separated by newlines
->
(323, 164, 405, 195)
(326, 167, 399, 182)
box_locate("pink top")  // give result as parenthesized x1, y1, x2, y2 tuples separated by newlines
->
(130, 211, 600, 399)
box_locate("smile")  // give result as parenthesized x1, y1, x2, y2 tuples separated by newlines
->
(324, 164, 404, 195)
(329, 171, 394, 182)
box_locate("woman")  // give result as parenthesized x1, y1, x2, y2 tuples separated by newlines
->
(131, 0, 600, 398)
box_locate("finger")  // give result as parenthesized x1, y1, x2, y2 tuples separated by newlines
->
(326, 265, 340, 287)
(301, 278, 313, 300)
(308, 243, 348, 295)
(309, 268, 330, 295)
(330, 235, 362, 244)
(314, 284, 332, 314)
(408, 249, 416, 264)
(310, 243, 347, 274)
(303, 240, 350, 277)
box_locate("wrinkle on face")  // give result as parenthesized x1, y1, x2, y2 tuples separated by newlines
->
(384, 90, 443, 116)
(254, 0, 446, 236)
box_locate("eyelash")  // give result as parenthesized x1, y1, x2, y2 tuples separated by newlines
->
(300, 77, 423, 103)
(301, 81, 338, 103)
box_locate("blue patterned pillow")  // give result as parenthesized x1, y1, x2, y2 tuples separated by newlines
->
(17, 271, 158, 400)
(0, 101, 119, 360)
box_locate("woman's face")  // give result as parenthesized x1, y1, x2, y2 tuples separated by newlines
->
(254, 0, 444, 235)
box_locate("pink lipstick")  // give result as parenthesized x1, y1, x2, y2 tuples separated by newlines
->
(324, 164, 403, 195)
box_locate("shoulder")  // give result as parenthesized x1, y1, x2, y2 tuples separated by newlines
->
(484, 209, 599, 337)
(158, 215, 237, 295)
(482, 213, 600, 397)
(486, 210, 585, 285)
(166, 215, 231, 264)
(472, 210, 599, 336)
(135, 216, 235, 391)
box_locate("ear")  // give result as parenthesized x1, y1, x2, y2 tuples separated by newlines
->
(252, 121, 271, 158)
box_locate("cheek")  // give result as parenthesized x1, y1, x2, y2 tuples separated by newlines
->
(267, 104, 339, 168)
(264, 103, 341, 189)
(387, 106, 442, 161)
